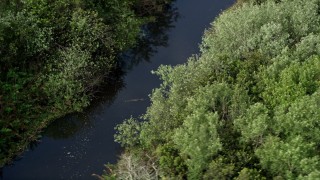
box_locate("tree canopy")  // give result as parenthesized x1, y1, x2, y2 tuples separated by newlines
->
(112, 0, 320, 179)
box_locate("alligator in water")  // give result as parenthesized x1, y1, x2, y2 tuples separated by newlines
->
(124, 98, 145, 102)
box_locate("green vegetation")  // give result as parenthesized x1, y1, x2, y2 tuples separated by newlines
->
(0, 0, 172, 166)
(109, 0, 320, 179)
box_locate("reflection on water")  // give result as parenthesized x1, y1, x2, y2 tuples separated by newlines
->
(43, 2, 178, 140)
(119, 4, 178, 70)
(44, 115, 91, 140)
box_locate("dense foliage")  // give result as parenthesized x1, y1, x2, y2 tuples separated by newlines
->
(0, 0, 172, 166)
(111, 0, 320, 179)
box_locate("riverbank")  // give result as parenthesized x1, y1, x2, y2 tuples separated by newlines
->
(0, 0, 173, 167)
(108, 0, 320, 179)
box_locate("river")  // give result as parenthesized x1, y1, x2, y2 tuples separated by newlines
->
(1, 0, 234, 179)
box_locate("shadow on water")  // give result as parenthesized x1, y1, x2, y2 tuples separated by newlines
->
(119, 4, 178, 70)
(43, 70, 124, 140)
(41, 2, 179, 140)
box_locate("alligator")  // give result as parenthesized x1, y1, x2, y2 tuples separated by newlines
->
(125, 98, 145, 102)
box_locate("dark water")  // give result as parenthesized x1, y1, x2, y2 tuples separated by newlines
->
(2, 0, 234, 179)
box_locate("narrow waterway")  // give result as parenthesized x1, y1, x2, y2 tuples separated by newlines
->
(2, 0, 234, 179)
